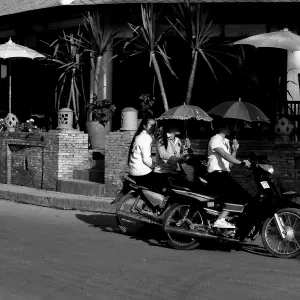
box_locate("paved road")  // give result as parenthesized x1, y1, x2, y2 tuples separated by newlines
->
(1, 200, 300, 300)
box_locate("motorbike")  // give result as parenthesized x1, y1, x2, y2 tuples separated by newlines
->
(115, 156, 300, 258)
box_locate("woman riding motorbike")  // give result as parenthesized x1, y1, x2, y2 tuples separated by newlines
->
(128, 118, 158, 188)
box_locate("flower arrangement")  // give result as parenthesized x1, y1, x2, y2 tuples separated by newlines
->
(17, 119, 46, 133)
(86, 98, 116, 127)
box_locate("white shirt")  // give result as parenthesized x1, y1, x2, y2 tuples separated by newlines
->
(128, 130, 153, 176)
(207, 134, 231, 173)
(154, 134, 181, 174)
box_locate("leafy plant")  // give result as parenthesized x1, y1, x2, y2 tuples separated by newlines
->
(43, 28, 87, 130)
(168, 0, 230, 104)
(139, 93, 155, 118)
(83, 11, 119, 110)
(86, 98, 116, 127)
(124, 4, 176, 112)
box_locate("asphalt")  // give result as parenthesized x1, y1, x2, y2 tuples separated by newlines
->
(0, 183, 115, 213)
(1, 199, 300, 300)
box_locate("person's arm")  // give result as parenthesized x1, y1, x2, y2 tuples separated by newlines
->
(140, 136, 155, 169)
(230, 149, 238, 167)
(214, 147, 243, 165)
(157, 142, 181, 163)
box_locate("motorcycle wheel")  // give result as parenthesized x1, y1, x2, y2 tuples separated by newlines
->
(163, 203, 204, 250)
(261, 208, 300, 258)
(116, 193, 145, 234)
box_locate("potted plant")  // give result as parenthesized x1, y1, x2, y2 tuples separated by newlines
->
(86, 98, 116, 149)
(83, 11, 119, 149)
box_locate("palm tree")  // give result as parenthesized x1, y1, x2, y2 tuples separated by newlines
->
(83, 11, 119, 110)
(45, 28, 87, 130)
(168, 0, 230, 105)
(124, 4, 176, 112)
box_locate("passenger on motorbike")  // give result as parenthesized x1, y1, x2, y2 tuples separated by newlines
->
(207, 119, 251, 229)
(128, 118, 158, 190)
(154, 121, 190, 190)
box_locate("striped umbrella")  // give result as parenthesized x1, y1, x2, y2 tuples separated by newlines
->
(208, 99, 269, 123)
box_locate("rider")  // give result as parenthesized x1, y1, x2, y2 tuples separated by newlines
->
(206, 119, 251, 229)
(128, 118, 158, 189)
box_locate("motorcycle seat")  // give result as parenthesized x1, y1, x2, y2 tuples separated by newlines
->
(125, 174, 149, 191)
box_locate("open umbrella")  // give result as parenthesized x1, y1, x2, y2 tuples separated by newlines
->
(0, 38, 45, 113)
(208, 99, 269, 123)
(156, 104, 212, 122)
(232, 28, 300, 52)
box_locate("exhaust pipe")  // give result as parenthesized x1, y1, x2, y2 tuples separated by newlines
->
(164, 225, 240, 243)
(117, 210, 161, 226)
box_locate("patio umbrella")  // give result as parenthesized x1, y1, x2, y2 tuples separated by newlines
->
(0, 38, 45, 113)
(232, 28, 300, 52)
(156, 104, 212, 122)
(208, 99, 269, 123)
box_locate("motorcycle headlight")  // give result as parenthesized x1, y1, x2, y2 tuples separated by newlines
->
(259, 164, 274, 174)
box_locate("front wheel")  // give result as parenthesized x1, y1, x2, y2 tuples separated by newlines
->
(163, 203, 204, 250)
(261, 208, 300, 258)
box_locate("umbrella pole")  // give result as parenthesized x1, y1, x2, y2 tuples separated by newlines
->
(8, 59, 11, 114)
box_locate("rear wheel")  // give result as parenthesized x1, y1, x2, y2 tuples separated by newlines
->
(261, 208, 300, 258)
(163, 203, 204, 250)
(116, 194, 145, 234)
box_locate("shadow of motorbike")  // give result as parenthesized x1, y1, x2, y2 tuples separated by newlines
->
(75, 213, 272, 255)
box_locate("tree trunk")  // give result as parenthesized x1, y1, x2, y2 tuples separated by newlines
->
(94, 56, 103, 99)
(151, 52, 169, 112)
(186, 50, 198, 105)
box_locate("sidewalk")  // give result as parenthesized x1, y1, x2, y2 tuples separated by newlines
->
(0, 184, 116, 213)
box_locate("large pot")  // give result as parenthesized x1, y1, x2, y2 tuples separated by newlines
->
(86, 121, 111, 150)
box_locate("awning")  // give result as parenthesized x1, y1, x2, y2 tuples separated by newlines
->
(0, 0, 298, 17)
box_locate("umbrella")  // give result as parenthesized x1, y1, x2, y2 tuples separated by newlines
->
(0, 38, 45, 113)
(156, 104, 213, 122)
(208, 99, 269, 123)
(232, 28, 300, 52)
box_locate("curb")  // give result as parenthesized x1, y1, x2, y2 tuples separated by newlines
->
(0, 184, 116, 213)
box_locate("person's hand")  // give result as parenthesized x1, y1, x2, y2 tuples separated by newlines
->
(232, 139, 239, 151)
(242, 160, 251, 168)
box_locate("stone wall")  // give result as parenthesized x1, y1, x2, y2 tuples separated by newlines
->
(105, 131, 300, 197)
(0, 130, 89, 190)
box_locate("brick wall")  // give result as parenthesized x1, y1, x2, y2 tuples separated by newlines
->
(105, 131, 300, 197)
(0, 130, 89, 191)
(105, 131, 135, 197)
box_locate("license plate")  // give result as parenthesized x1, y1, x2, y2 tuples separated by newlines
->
(207, 202, 214, 207)
(261, 181, 270, 189)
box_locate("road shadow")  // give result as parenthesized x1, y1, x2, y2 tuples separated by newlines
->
(75, 213, 284, 257)
(75, 213, 169, 248)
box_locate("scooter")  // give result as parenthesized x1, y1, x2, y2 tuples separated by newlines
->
(115, 157, 300, 258)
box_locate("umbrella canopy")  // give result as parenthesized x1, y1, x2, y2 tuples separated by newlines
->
(0, 38, 45, 113)
(232, 28, 300, 52)
(0, 38, 45, 59)
(208, 99, 269, 123)
(156, 104, 212, 122)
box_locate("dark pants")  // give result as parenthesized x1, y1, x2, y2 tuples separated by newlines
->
(131, 172, 189, 194)
(130, 172, 166, 194)
(207, 171, 251, 206)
